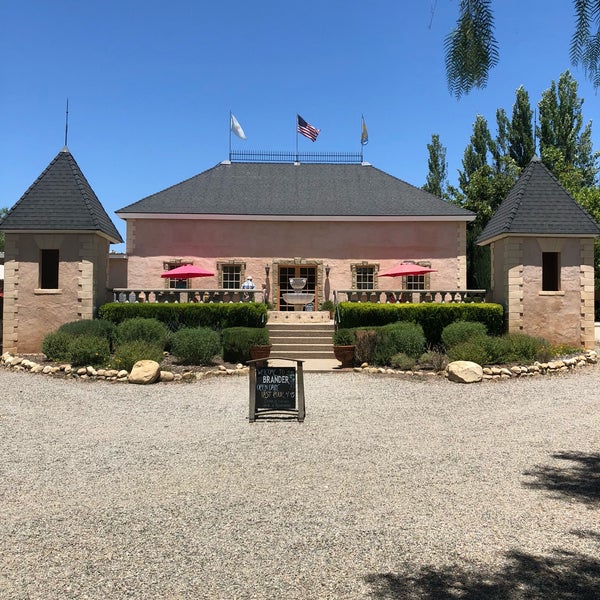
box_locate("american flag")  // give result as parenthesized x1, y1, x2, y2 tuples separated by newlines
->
(297, 115, 320, 142)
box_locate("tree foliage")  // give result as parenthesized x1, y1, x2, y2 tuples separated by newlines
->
(445, 0, 499, 98)
(0, 207, 8, 252)
(570, 0, 600, 88)
(538, 71, 599, 186)
(422, 134, 448, 198)
(445, 0, 600, 97)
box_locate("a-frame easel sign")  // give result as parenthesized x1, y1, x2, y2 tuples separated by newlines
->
(248, 358, 305, 422)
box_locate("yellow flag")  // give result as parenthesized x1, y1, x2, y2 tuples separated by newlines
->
(361, 116, 368, 145)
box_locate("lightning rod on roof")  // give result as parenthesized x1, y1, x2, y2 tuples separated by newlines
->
(64, 98, 69, 148)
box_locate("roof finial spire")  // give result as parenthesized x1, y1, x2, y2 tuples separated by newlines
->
(63, 98, 69, 149)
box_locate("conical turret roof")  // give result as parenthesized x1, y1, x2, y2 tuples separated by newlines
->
(477, 156, 600, 245)
(0, 147, 122, 243)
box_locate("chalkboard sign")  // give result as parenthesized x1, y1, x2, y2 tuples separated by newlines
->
(255, 366, 296, 410)
(249, 358, 305, 422)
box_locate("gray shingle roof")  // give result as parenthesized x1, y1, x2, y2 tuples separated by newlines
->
(477, 156, 600, 244)
(117, 162, 474, 219)
(0, 148, 123, 243)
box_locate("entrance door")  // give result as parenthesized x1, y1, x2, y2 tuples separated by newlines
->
(278, 265, 317, 311)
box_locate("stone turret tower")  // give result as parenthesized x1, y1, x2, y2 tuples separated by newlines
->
(477, 156, 600, 349)
(0, 147, 123, 353)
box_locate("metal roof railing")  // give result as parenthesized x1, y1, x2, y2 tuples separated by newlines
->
(229, 150, 364, 164)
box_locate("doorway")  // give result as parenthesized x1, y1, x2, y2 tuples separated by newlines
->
(278, 265, 317, 311)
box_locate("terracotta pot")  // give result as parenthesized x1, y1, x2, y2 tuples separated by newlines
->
(333, 345, 355, 368)
(249, 345, 272, 361)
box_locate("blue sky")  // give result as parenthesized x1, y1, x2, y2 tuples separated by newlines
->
(2, 0, 599, 251)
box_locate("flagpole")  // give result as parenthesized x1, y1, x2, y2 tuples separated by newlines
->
(229, 111, 232, 161)
(295, 114, 299, 163)
(360, 115, 363, 162)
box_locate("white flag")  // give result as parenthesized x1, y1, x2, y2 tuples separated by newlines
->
(230, 113, 246, 140)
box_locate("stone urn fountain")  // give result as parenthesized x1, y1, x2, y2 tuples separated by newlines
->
(282, 278, 314, 311)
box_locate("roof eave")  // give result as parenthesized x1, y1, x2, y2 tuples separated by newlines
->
(477, 231, 600, 246)
(116, 212, 475, 223)
(0, 227, 123, 245)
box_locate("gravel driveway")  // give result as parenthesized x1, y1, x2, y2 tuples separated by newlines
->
(1, 368, 599, 599)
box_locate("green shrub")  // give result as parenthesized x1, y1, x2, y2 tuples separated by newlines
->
(390, 352, 417, 370)
(42, 331, 73, 362)
(115, 318, 169, 349)
(373, 322, 426, 365)
(446, 339, 491, 365)
(171, 327, 222, 365)
(480, 336, 511, 364)
(58, 319, 116, 346)
(441, 321, 487, 350)
(222, 327, 270, 363)
(111, 341, 164, 372)
(500, 333, 551, 363)
(68, 335, 111, 367)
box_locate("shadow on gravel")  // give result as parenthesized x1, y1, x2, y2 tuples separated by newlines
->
(364, 549, 600, 599)
(523, 451, 600, 504)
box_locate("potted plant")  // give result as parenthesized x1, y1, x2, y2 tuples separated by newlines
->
(320, 299, 335, 319)
(332, 328, 355, 368)
(247, 328, 271, 361)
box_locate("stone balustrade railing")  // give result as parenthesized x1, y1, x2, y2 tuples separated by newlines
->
(111, 288, 266, 304)
(333, 289, 488, 304)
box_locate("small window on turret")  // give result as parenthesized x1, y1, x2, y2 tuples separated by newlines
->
(542, 252, 560, 291)
(40, 249, 59, 289)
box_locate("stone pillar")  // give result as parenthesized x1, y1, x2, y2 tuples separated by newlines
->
(580, 239, 596, 349)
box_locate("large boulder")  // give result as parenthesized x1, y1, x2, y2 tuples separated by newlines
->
(128, 360, 161, 384)
(446, 360, 483, 384)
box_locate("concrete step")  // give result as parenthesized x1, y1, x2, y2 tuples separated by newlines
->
(274, 342, 334, 352)
(267, 319, 335, 359)
(269, 332, 332, 344)
(267, 323, 334, 331)
(271, 350, 336, 359)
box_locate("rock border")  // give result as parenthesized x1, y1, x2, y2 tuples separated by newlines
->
(1, 350, 598, 384)
(353, 350, 598, 381)
(0, 352, 249, 384)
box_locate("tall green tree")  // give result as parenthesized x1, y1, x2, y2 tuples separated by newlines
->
(450, 114, 521, 288)
(457, 114, 493, 193)
(444, 0, 600, 96)
(422, 134, 449, 198)
(538, 71, 599, 185)
(508, 86, 535, 168)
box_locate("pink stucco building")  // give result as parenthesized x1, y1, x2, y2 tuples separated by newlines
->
(116, 160, 476, 309)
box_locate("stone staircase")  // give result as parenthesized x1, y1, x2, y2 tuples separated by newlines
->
(267, 311, 335, 360)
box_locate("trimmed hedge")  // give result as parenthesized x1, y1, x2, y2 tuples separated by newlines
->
(98, 302, 267, 331)
(222, 327, 270, 363)
(336, 301, 504, 345)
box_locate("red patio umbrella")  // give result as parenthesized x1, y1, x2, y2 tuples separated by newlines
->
(160, 264, 214, 278)
(378, 262, 437, 277)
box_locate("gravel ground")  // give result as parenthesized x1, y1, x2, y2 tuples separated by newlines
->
(1, 367, 599, 599)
